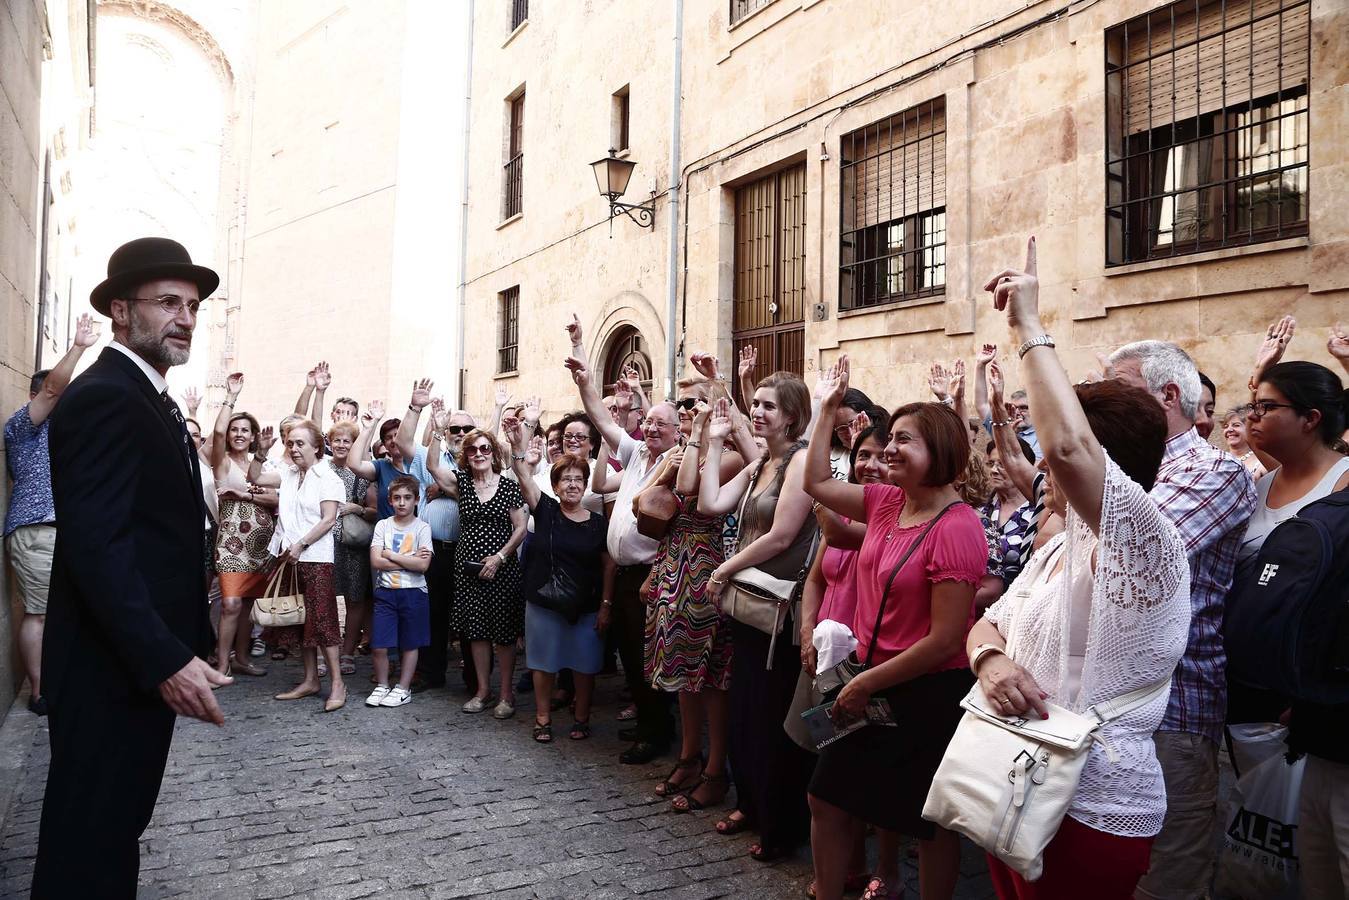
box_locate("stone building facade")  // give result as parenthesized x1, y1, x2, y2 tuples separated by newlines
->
(1, 0, 94, 710)
(462, 0, 1347, 424)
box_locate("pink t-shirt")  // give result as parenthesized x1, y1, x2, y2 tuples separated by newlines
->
(850, 483, 987, 669)
(819, 543, 859, 626)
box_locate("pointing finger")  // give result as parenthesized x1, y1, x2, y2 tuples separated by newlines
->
(1025, 235, 1037, 276)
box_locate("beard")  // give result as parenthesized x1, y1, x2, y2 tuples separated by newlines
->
(126, 305, 191, 368)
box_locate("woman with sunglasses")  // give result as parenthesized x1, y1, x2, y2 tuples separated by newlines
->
(426, 428, 528, 718)
(1239, 322, 1349, 900)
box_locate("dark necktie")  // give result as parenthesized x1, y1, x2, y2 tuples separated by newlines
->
(160, 390, 195, 468)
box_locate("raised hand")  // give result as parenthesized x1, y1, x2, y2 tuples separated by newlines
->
(1329, 323, 1349, 364)
(305, 368, 318, 389)
(818, 355, 850, 407)
(621, 364, 641, 391)
(564, 356, 590, 389)
(985, 236, 1041, 330)
(522, 396, 542, 426)
(430, 396, 445, 418)
(314, 361, 332, 390)
(975, 343, 997, 368)
(501, 415, 525, 450)
(182, 385, 201, 414)
(948, 359, 966, 399)
(928, 362, 950, 401)
(987, 359, 1005, 403)
(1251, 315, 1296, 388)
(566, 313, 583, 347)
(73, 313, 99, 348)
(225, 372, 244, 397)
(847, 410, 872, 447)
(364, 399, 385, 426)
(526, 434, 545, 467)
(738, 344, 757, 379)
(410, 378, 434, 411)
(689, 352, 720, 381)
(432, 406, 451, 431)
(494, 384, 511, 409)
(707, 398, 733, 441)
(613, 379, 633, 411)
(257, 426, 275, 453)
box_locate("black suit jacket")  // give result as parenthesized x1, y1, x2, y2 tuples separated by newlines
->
(43, 346, 212, 704)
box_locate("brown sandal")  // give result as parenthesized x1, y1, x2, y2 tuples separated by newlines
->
(654, 756, 702, 797)
(671, 772, 729, 812)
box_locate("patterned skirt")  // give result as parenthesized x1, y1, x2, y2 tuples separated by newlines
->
(216, 499, 276, 599)
(643, 504, 731, 693)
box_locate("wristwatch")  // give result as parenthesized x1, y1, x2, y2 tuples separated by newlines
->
(1017, 334, 1055, 359)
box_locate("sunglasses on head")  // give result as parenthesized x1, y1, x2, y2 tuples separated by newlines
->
(446, 425, 472, 435)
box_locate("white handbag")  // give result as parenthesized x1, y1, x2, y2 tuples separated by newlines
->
(922, 676, 1170, 881)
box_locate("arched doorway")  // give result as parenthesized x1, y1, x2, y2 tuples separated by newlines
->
(602, 325, 653, 395)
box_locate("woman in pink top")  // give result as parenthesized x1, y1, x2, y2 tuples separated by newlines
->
(804, 356, 988, 900)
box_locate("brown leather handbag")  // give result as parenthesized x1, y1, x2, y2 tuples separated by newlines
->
(634, 483, 679, 540)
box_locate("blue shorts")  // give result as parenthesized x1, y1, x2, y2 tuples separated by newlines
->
(372, 587, 431, 651)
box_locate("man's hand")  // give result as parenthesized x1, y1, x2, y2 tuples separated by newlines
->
(159, 657, 231, 725)
(410, 378, 434, 411)
(494, 384, 511, 409)
(975, 343, 997, 368)
(564, 356, 591, 389)
(305, 368, 318, 389)
(613, 380, 633, 412)
(73, 312, 100, 348)
(689, 352, 720, 381)
(566, 313, 583, 347)
(595, 603, 612, 634)
(314, 361, 332, 391)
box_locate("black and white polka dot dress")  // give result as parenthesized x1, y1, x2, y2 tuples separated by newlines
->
(453, 475, 526, 644)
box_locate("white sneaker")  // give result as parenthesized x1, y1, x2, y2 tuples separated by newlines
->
(366, 685, 391, 707)
(380, 685, 412, 707)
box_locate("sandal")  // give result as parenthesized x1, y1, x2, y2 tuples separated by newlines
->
(860, 876, 901, 900)
(715, 812, 750, 836)
(671, 772, 729, 812)
(806, 874, 870, 899)
(748, 842, 790, 863)
(616, 704, 637, 721)
(654, 756, 703, 797)
(356, 641, 371, 656)
(569, 720, 591, 740)
(270, 647, 289, 661)
(533, 720, 553, 743)
(339, 655, 356, 675)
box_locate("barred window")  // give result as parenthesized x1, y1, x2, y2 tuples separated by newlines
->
(510, 0, 528, 32)
(502, 92, 524, 220)
(839, 99, 946, 311)
(497, 286, 519, 374)
(730, 0, 773, 26)
(1105, 0, 1310, 265)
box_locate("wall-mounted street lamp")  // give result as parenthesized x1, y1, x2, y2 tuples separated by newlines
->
(590, 149, 655, 231)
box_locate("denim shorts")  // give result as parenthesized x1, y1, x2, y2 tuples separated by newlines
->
(372, 587, 431, 651)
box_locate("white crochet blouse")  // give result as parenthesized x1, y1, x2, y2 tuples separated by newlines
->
(983, 456, 1190, 837)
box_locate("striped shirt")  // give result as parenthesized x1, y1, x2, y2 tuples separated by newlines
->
(1151, 428, 1256, 744)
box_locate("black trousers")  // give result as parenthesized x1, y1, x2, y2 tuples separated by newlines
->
(613, 564, 673, 743)
(419, 540, 460, 687)
(33, 687, 176, 899)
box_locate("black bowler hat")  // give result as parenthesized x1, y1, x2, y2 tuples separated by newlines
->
(89, 237, 220, 317)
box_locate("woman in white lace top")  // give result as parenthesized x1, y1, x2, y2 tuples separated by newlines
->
(965, 238, 1191, 899)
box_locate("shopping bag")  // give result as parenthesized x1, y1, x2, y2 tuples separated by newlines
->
(1214, 727, 1303, 900)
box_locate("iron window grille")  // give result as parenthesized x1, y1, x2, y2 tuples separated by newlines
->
(730, 0, 773, 26)
(510, 0, 528, 32)
(839, 98, 946, 311)
(498, 286, 520, 374)
(502, 93, 525, 220)
(1105, 0, 1310, 265)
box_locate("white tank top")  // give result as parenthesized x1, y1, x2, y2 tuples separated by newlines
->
(216, 455, 252, 493)
(1238, 457, 1349, 563)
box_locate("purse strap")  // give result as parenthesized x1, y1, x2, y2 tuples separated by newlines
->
(862, 501, 961, 668)
(731, 458, 766, 553)
(264, 561, 295, 599)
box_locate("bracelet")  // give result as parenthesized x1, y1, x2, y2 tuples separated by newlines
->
(431, 431, 444, 441)
(1017, 334, 1055, 359)
(496, 553, 506, 564)
(601, 599, 613, 607)
(990, 419, 1011, 428)
(969, 643, 1005, 674)
(939, 397, 955, 407)
(409, 404, 424, 413)
(223, 401, 234, 408)
(685, 441, 701, 448)
(512, 453, 527, 461)
(709, 576, 726, 585)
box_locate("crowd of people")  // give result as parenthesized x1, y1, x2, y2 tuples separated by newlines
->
(8, 236, 1349, 900)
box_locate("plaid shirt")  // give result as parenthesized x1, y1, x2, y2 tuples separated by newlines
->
(1151, 428, 1256, 744)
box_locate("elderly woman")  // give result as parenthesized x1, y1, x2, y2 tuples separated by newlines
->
(966, 239, 1190, 899)
(427, 428, 527, 718)
(1219, 406, 1266, 479)
(327, 420, 378, 674)
(504, 417, 613, 742)
(209, 373, 276, 678)
(974, 432, 1037, 612)
(805, 358, 988, 900)
(251, 418, 349, 712)
(698, 372, 818, 862)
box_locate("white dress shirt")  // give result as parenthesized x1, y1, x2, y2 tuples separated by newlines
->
(606, 433, 671, 566)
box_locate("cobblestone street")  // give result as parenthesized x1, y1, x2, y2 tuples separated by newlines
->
(0, 656, 995, 899)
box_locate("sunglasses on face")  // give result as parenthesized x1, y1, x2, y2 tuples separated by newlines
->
(446, 425, 472, 435)
(674, 398, 698, 411)
(466, 445, 493, 456)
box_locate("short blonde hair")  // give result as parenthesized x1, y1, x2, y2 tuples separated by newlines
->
(327, 420, 360, 442)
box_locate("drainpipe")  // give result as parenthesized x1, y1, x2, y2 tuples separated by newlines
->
(455, 0, 476, 410)
(35, 151, 52, 371)
(663, 0, 684, 400)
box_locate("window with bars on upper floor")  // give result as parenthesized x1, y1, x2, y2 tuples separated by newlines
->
(510, 0, 528, 32)
(1105, 0, 1310, 265)
(502, 92, 524, 221)
(498, 286, 520, 374)
(730, 0, 773, 26)
(839, 98, 946, 311)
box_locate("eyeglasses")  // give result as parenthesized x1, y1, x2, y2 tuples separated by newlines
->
(465, 445, 493, 456)
(127, 295, 203, 316)
(562, 433, 590, 444)
(1012, 404, 1030, 414)
(643, 419, 675, 430)
(446, 425, 472, 435)
(1248, 400, 1302, 420)
(557, 475, 587, 484)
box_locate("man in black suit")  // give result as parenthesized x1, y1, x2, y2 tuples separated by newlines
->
(32, 238, 233, 899)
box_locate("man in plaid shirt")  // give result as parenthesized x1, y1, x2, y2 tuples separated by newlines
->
(1111, 341, 1256, 900)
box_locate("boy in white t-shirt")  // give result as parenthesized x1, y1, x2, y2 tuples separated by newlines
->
(366, 476, 433, 708)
